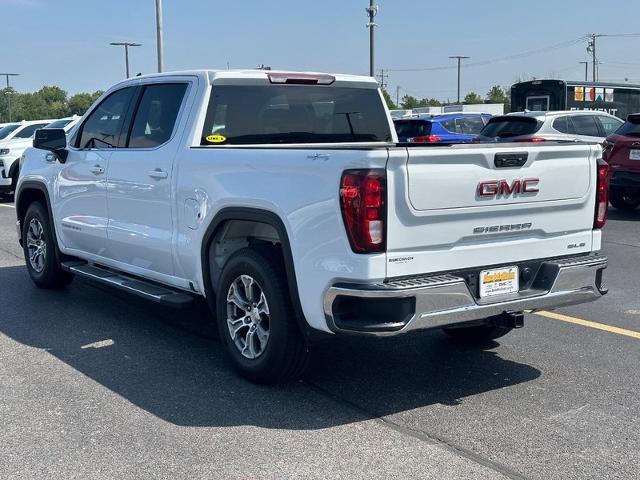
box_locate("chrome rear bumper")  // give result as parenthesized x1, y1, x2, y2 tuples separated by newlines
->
(324, 254, 608, 335)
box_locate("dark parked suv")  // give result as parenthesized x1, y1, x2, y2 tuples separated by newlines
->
(603, 114, 640, 211)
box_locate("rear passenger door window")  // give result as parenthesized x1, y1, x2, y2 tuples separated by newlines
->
(552, 116, 575, 135)
(77, 87, 136, 149)
(127, 83, 188, 148)
(570, 115, 601, 137)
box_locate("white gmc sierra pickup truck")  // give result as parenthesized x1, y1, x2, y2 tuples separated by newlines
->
(16, 70, 609, 383)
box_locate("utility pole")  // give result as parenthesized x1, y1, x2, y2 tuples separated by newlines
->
(366, 1, 378, 77)
(377, 69, 388, 89)
(155, 0, 164, 73)
(579, 61, 589, 81)
(0, 73, 19, 122)
(396, 85, 401, 107)
(587, 34, 598, 82)
(449, 55, 469, 104)
(110, 42, 142, 78)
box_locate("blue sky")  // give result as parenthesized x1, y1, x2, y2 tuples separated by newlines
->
(2, 0, 640, 101)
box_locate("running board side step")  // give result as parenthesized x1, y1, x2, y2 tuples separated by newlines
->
(61, 260, 195, 309)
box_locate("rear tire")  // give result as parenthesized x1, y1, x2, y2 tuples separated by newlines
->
(22, 202, 74, 289)
(442, 322, 513, 344)
(216, 247, 309, 384)
(610, 187, 640, 211)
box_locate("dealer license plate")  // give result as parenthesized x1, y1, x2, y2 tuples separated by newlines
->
(479, 267, 519, 298)
(629, 149, 640, 160)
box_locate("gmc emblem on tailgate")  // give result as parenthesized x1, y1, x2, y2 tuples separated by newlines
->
(477, 178, 540, 197)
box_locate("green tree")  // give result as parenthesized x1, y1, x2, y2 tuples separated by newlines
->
(67, 91, 103, 116)
(0, 86, 103, 122)
(400, 94, 420, 109)
(463, 92, 483, 104)
(381, 88, 396, 110)
(486, 85, 510, 112)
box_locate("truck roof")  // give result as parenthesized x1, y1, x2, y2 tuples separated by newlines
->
(115, 69, 379, 89)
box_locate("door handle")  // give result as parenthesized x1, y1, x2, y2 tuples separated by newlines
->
(89, 165, 105, 175)
(148, 168, 169, 180)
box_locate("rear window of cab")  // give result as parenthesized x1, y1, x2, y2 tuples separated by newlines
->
(200, 85, 393, 145)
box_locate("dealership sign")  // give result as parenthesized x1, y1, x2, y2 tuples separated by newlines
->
(574, 86, 614, 103)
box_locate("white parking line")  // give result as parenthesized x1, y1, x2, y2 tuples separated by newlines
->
(0, 204, 15, 208)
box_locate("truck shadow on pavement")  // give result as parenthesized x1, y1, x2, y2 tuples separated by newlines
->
(608, 208, 640, 222)
(0, 265, 541, 429)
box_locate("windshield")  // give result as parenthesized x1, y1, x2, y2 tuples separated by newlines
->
(0, 124, 20, 140)
(201, 85, 393, 145)
(480, 116, 542, 138)
(44, 119, 72, 129)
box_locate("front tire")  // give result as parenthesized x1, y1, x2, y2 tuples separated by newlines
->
(610, 187, 640, 211)
(22, 202, 74, 289)
(216, 247, 309, 384)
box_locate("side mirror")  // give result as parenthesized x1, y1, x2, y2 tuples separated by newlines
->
(33, 128, 68, 162)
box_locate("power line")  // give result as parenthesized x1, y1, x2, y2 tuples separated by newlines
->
(387, 36, 588, 72)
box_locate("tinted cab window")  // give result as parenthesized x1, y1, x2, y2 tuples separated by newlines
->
(201, 85, 392, 145)
(128, 83, 187, 148)
(77, 87, 135, 148)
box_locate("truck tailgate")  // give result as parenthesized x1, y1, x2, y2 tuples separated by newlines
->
(385, 143, 601, 278)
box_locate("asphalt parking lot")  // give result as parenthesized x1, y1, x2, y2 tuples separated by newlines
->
(0, 197, 639, 480)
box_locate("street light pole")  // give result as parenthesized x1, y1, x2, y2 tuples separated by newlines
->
(155, 0, 164, 73)
(366, 1, 378, 77)
(110, 42, 142, 78)
(449, 56, 469, 104)
(579, 61, 589, 82)
(0, 73, 19, 122)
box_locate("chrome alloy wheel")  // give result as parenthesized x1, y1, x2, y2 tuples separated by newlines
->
(26, 218, 47, 273)
(226, 275, 271, 359)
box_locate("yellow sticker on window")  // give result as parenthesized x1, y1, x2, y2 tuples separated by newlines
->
(206, 134, 227, 144)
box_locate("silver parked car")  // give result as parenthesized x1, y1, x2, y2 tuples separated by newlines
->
(475, 110, 623, 143)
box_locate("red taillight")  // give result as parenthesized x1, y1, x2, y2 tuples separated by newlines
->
(521, 137, 546, 143)
(340, 169, 386, 253)
(408, 134, 441, 143)
(594, 158, 610, 229)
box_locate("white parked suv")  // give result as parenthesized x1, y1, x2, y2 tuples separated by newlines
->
(476, 110, 623, 143)
(0, 119, 56, 195)
(16, 70, 609, 383)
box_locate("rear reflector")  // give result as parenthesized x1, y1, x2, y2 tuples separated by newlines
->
(268, 73, 336, 85)
(594, 158, 610, 229)
(340, 169, 386, 253)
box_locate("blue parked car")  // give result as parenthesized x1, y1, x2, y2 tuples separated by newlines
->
(394, 113, 493, 143)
